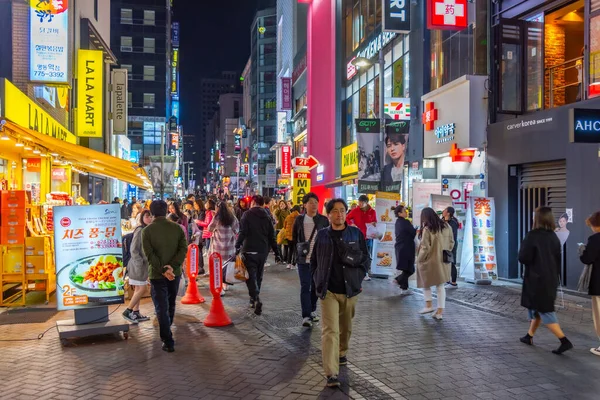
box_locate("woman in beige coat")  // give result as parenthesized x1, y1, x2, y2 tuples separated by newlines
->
(416, 207, 455, 320)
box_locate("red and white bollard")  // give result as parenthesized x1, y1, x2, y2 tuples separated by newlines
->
(181, 244, 205, 304)
(203, 252, 232, 327)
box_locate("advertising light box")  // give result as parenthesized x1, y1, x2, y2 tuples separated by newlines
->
(30, 0, 69, 83)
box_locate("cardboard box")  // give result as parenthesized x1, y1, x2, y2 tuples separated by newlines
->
(0, 225, 25, 245)
(1, 207, 26, 227)
(0, 190, 27, 208)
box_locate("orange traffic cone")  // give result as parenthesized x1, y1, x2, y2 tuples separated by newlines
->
(204, 252, 232, 327)
(181, 244, 205, 304)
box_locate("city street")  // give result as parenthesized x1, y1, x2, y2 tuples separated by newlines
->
(1, 258, 599, 400)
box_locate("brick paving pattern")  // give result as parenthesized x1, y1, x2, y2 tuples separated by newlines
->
(1, 259, 599, 400)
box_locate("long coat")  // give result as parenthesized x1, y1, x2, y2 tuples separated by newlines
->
(518, 229, 561, 313)
(581, 232, 600, 296)
(416, 225, 454, 288)
(395, 217, 416, 273)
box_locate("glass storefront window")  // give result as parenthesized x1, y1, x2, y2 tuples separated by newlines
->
(367, 80, 375, 117)
(590, 14, 600, 95)
(392, 56, 405, 97)
(384, 67, 392, 99)
(359, 85, 367, 118)
(352, 92, 359, 142)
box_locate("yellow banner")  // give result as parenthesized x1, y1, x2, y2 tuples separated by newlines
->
(341, 142, 358, 176)
(77, 49, 103, 138)
(292, 172, 311, 206)
(375, 191, 401, 201)
(2, 79, 76, 143)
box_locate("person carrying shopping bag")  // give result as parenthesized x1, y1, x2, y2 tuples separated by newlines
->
(416, 207, 455, 320)
(519, 206, 573, 355)
(580, 211, 600, 356)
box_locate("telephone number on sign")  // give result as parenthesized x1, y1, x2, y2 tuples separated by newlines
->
(33, 71, 65, 78)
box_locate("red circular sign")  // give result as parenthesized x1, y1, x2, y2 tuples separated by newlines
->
(60, 217, 71, 227)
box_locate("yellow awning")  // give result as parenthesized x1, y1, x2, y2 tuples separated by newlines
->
(325, 175, 358, 188)
(2, 120, 152, 190)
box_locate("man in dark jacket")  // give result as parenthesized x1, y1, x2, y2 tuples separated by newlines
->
(120, 199, 130, 220)
(310, 198, 370, 388)
(443, 206, 460, 288)
(580, 211, 600, 356)
(236, 195, 282, 315)
(142, 200, 188, 353)
(393, 205, 416, 294)
(292, 192, 329, 327)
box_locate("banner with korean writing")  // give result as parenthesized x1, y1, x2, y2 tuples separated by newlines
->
(281, 77, 292, 110)
(281, 145, 291, 176)
(30, 0, 69, 83)
(54, 204, 125, 311)
(460, 197, 497, 284)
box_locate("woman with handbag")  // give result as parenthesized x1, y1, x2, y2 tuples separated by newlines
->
(393, 205, 416, 295)
(519, 207, 573, 354)
(580, 211, 600, 356)
(416, 207, 454, 320)
(208, 201, 239, 295)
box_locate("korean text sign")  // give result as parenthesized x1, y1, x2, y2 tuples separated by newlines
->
(281, 145, 292, 176)
(77, 49, 104, 138)
(30, 0, 69, 83)
(53, 205, 125, 311)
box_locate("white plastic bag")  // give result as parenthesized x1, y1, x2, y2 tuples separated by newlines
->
(223, 257, 247, 285)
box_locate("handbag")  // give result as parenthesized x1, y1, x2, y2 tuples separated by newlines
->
(443, 250, 455, 264)
(577, 264, 593, 292)
(296, 223, 317, 264)
(276, 229, 286, 245)
(234, 254, 249, 281)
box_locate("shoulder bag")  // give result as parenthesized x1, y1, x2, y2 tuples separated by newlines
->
(296, 222, 317, 264)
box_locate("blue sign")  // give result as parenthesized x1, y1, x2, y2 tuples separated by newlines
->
(171, 100, 180, 120)
(172, 22, 180, 47)
(571, 108, 600, 143)
(442, 178, 449, 185)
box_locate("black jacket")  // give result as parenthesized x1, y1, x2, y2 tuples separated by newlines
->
(235, 207, 279, 256)
(292, 213, 330, 244)
(519, 229, 561, 313)
(580, 232, 600, 296)
(310, 225, 370, 299)
(447, 218, 459, 255)
(394, 217, 416, 273)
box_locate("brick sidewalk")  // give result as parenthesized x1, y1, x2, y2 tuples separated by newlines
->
(1, 260, 599, 400)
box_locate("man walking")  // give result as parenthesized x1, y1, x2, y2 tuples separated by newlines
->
(142, 200, 188, 353)
(311, 198, 370, 387)
(443, 206, 460, 288)
(236, 195, 281, 315)
(346, 194, 377, 280)
(293, 192, 329, 327)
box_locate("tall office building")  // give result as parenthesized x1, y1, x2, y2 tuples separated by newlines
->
(110, 0, 172, 162)
(249, 7, 277, 195)
(194, 72, 239, 182)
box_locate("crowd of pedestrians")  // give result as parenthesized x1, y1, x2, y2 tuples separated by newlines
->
(118, 192, 600, 387)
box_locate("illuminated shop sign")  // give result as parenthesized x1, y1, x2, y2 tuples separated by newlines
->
(383, 0, 410, 33)
(30, 0, 69, 83)
(427, 0, 468, 31)
(570, 108, 600, 143)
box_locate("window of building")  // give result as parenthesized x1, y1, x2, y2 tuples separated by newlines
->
(128, 92, 132, 108)
(143, 93, 155, 109)
(144, 38, 155, 53)
(121, 36, 133, 52)
(120, 8, 132, 24)
(234, 101, 240, 118)
(122, 64, 132, 79)
(143, 65, 155, 81)
(144, 10, 155, 26)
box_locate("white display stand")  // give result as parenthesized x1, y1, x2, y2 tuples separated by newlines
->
(460, 197, 498, 284)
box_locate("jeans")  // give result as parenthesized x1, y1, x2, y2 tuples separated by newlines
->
(150, 275, 181, 347)
(423, 284, 446, 309)
(321, 291, 359, 377)
(287, 242, 296, 264)
(297, 263, 318, 318)
(365, 239, 373, 273)
(244, 252, 267, 301)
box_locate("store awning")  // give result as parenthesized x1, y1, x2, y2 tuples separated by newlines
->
(325, 175, 357, 188)
(2, 120, 151, 190)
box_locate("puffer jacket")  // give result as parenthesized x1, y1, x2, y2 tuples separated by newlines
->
(310, 225, 370, 299)
(284, 211, 299, 241)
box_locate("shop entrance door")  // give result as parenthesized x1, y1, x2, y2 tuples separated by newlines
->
(517, 160, 567, 282)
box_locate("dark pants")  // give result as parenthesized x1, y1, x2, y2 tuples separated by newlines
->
(298, 263, 318, 318)
(287, 242, 296, 264)
(395, 270, 413, 290)
(366, 239, 374, 274)
(451, 263, 457, 283)
(244, 252, 267, 301)
(150, 275, 181, 347)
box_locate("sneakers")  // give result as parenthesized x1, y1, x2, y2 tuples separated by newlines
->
(122, 309, 139, 324)
(249, 299, 256, 309)
(520, 334, 533, 346)
(254, 298, 263, 316)
(364, 273, 371, 281)
(310, 312, 320, 322)
(419, 307, 435, 314)
(302, 317, 313, 327)
(339, 356, 348, 366)
(326, 376, 340, 388)
(590, 346, 600, 356)
(552, 337, 573, 355)
(286, 264, 292, 269)
(445, 282, 458, 289)
(264, 262, 271, 268)
(133, 311, 150, 322)
(399, 289, 413, 296)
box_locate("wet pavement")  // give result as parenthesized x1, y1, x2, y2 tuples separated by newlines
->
(1, 258, 599, 400)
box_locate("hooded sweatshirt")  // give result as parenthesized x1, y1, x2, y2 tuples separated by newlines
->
(235, 206, 279, 256)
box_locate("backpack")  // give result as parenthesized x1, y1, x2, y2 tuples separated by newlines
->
(122, 229, 137, 268)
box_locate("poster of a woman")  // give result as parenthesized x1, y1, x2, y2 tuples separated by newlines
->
(555, 213, 570, 246)
(381, 132, 408, 193)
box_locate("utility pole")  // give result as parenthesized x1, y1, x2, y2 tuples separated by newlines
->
(160, 124, 165, 199)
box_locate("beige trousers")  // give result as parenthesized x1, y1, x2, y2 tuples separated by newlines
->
(321, 291, 359, 377)
(593, 296, 600, 339)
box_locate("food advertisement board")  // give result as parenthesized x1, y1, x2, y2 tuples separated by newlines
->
(53, 205, 125, 310)
(460, 197, 497, 284)
(370, 192, 401, 277)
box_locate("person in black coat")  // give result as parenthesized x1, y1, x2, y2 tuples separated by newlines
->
(518, 206, 573, 355)
(393, 205, 416, 293)
(580, 211, 600, 356)
(443, 206, 459, 287)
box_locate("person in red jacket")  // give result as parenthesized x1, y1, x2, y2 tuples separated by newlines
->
(346, 194, 377, 280)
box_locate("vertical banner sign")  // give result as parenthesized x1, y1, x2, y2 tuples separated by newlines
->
(381, 120, 409, 193)
(356, 119, 382, 193)
(281, 145, 291, 176)
(171, 48, 179, 97)
(281, 77, 292, 110)
(293, 171, 311, 206)
(460, 197, 497, 284)
(370, 192, 401, 277)
(29, 0, 69, 83)
(171, 22, 180, 47)
(265, 163, 277, 188)
(148, 156, 176, 194)
(53, 204, 125, 311)
(277, 111, 287, 143)
(77, 49, 104, 138)
(341, 143, 358, 176)
(112, 69, 128, 135)
(383, 0, 411, 33)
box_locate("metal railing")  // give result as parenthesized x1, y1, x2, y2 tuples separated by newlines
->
(547, 55, 583, 109)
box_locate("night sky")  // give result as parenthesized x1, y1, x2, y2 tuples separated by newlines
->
(173, 1, 263, 138)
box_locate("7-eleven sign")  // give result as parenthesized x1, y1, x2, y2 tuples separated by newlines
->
(384, 98, 411, 121)
(427, 0, 468, 31)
